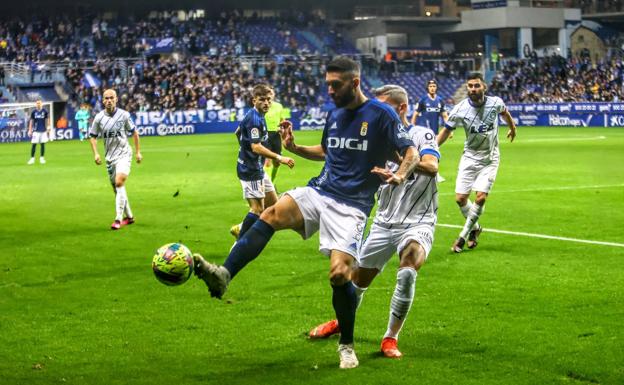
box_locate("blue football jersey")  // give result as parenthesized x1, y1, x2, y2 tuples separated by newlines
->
(308, 99, 414, 215)
(237, 108, 268, 181)
(416, 95, 445, 134)
(30, 108, 49, 132)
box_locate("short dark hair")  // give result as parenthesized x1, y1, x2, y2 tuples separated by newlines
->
(427, 79, 437, 85)
(326, 56, 360, 77)
(252, 83, 273, 97)
(467, 72, 484, 82)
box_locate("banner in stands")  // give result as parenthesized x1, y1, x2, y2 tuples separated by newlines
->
(2, 104, 624, 143)
(505, 103, 624, 128)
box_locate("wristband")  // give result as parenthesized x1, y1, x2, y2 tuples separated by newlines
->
(276, 155, 282, 162)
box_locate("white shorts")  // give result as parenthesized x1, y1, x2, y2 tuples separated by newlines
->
(107, 157, 132, 184)
(358, 222, 434, 271)
(240, 174, 275, 199)
(285, 187, 367, 258)
(31, 132, 49, 144)
(455, 156, 499, 194)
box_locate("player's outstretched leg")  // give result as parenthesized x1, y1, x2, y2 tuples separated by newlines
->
(195, 219, 275, 298)
(193, 254, 231, 299)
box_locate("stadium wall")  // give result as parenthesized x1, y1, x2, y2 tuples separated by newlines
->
(3, 103, 624, 143)
(505, 103, 624, 128)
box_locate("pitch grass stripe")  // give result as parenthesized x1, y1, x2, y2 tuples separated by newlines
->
(438, 183, 624, 196)
(438, 224, 624, 248)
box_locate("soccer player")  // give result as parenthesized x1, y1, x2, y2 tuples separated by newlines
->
(27, 99, 50, 165)
(436, 72, 517, 253)
(410, 79, 448, 182)
(75, 103, 91, 141)
(89, 89, 142, 230)
(230, 89, 292, 239)
(194, 57, 418, 369)
(309, 85, 440, 359)
(263, 90, 291, 182)
(235, 84, 295, 241)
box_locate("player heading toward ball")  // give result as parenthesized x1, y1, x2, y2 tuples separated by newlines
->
(436, 72, 516, 252)
(89, 89, 142, 230)
(194, 56, 419, 369)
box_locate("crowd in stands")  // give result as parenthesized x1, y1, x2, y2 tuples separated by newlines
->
(0, 17, 93, 62)
(4, 11, 624, 112)
(0, 10, 334, 63)
(489, 53, 624, 102)
(65, 55, 327, 113)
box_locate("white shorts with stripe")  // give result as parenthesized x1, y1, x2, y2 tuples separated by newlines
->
(285, 186, 367, 258)
(455, 155, 499, 195)
(240, 174, 275, 199)
(31, 132, 49, 144)
(106, 156, 132, 185)
(358, 222, 434, 271)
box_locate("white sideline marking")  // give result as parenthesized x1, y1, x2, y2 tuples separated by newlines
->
(439, 183, 624, 196)
(438, 224, 624, 248)
(520, 135, 606, 143)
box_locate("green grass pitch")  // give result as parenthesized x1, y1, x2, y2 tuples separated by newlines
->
(1, 127, 623, 385)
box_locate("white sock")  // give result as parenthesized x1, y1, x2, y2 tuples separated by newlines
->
(115, 186, 127, 221)
(353, 283, 367, 309)
(459, 203, 484, 239)
(459, 200, 472, 218)
(384, 267, 417, 340)
(124, 194, 133, 218)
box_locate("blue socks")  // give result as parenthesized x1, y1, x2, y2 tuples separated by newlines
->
(332, 281, 358, 345)
(223, 219, 275, 279)
(239, 212, 259, 238)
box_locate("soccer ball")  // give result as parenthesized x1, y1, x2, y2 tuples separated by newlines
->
(152, 243, 194, 286)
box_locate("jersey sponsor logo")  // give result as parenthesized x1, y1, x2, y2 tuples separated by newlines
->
(250, 127, 260, 139)
(425, 107, 440, 112)
(330, 122, 338, 129)
(326, 137, 368, 151)
(102, 130, 123, 138)
(470, 123, 494, 134)
(360, 122, 368, 136)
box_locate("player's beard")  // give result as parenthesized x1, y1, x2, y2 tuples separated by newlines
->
(469, 91, 485, 105)
(332, 89, 356, 108)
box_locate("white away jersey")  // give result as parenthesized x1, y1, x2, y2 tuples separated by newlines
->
(445, 96, 506, 162)
(89, 108, 136, 162)
(374, 125, 440, 226)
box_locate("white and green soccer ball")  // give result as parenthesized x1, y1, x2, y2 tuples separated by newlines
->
(152, 243, 194, 286)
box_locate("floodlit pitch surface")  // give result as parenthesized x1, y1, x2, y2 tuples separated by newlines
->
(1, 127, 623, 385)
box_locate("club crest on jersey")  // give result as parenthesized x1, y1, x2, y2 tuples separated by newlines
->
(250, 127, 260, 139)
(360, 122, 368, 136)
